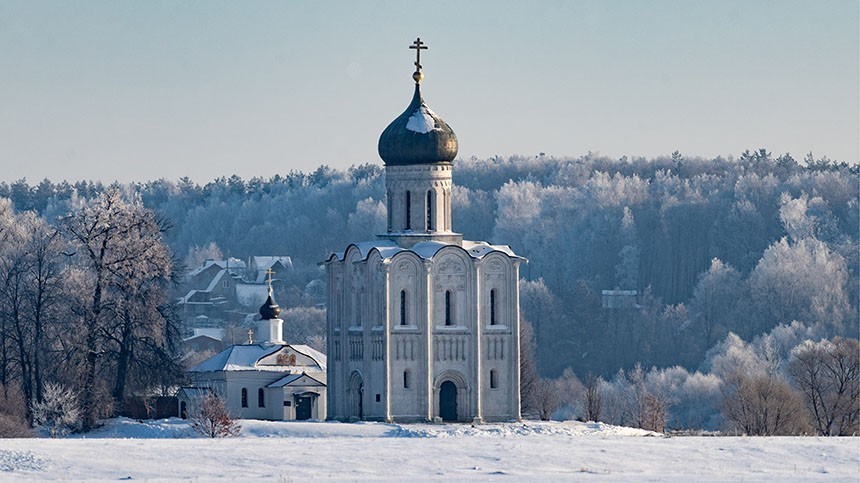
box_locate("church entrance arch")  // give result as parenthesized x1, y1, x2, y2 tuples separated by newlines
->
(439, 381, 457, 421)
(434, 371, 468, 422)
(348, 371, 364, 419)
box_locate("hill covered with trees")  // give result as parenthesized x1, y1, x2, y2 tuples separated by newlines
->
(2, 150, 857, 433)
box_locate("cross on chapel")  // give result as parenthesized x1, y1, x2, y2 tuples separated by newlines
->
(266, 268, 275, 292)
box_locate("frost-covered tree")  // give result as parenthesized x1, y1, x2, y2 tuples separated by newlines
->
(748, 237, 850, 335)
(690, 259, 744, 348)
(61, 189, 179, 429)
(31, 382, 81, 437)
(184, 242, 223, 270)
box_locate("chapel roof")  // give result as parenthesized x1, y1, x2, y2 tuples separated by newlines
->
(189, 344, 326, 373)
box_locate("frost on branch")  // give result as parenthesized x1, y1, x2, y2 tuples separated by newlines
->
(30, 383, 81, 437)
(190, 393, 241, 438)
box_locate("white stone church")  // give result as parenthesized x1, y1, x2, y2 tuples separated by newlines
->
(324, 39, 524, 423)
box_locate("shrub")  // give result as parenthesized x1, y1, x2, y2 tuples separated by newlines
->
(190, 393, 241, 438)
(30, 383, 81, 437)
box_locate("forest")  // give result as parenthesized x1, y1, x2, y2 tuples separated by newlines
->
(0, 149, 857, 434)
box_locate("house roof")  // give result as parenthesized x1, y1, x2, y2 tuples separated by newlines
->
(186, 258, 247, 279)
(182, 328, 225, 342)
(189, 344, 326, 373)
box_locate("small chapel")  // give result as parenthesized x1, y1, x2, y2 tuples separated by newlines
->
(181, 277, 327, 421)
(324, 39, 524, 423)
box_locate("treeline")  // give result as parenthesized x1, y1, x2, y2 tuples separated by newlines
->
(1, 150, 857, 433)
(0, 191, 181, 434)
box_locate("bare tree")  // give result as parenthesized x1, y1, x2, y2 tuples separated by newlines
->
(583, 373, 604, 422)
(190, 393, 241, 438)
(533, 378, 562, 421)
(519, 319, 540, 417)
(789, 337, 860, 435)
(721, 371, 808, 436)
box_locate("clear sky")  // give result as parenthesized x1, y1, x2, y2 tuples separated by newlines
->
(0, 0, 857, 183)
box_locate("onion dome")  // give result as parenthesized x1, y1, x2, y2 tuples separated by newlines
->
(259, 289, 280, 320)
(378, 84, 458, 166)
(378, 38, 458, 166)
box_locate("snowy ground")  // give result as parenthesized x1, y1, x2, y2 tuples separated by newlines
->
(0, 418, 857, 481)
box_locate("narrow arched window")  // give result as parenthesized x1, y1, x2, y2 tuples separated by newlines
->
(387, 190, 393, 231)
(404, 370, 411, 389)
(426, 190, 434, 230)
(445, 290, 452, 326)
(490, 369, 499, 389)
(241, 388, 248, 408)
(490, 289, 497, 325)
(400, 290, 407, 326)
(258, 388, 265, 408)
(405, 191, 412, 230)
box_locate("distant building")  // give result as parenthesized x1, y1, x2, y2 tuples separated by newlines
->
(180, 328, 225, 356)
(182, 283, 326, 421)
(601, 290, 639, 309)
(324, 40, 524, 423)
(177, 256, 293, 327)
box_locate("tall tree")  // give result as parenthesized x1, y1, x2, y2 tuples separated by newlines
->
(62, 189, 177, 428)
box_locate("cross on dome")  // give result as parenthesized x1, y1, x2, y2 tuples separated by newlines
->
(266, 268, 275, 293)
(409, 37, 428, 84)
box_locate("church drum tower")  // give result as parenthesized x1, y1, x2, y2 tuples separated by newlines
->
(324, 39, 524, 423)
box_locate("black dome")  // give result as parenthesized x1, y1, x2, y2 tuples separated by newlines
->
(259, 292, 280, 320)
(378, 84, 458, 166)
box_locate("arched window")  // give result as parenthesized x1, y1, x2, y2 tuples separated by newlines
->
(445, 290, 452, 326)
(405, 191, 411, 230)
(387, 190, 393, 230)
(241, 388, 248, 408)
(258, 388, 265, 408)
(400, 290, 407, 326)
(426, 190, 434, 230)
(404, 370, 411, 389)
(490, 369, 499, 389)
(490, 289, 497, 325)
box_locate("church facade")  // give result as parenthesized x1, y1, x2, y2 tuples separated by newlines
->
(324, 39, 524, 423)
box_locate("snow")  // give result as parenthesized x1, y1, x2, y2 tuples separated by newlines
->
(0, 418, 857, 481)
(406, 106, 439, 133)
(189, 343, 326, 373)
(329, 240, 520, 263)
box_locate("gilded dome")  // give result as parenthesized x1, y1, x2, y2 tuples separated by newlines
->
(378, 84, 458, 166)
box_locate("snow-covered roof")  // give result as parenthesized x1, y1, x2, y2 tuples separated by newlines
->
(186, 258, 247, 279)
(328, 240, 522, 263)
(190, 328, 224, 341)
(189, 344, 326, 373)
(251, 256, 293, 283)
(204, 269, 227, 292)
(267, 373, 326, 388)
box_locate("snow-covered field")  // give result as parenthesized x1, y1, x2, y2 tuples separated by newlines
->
(0, 418, 857, 481)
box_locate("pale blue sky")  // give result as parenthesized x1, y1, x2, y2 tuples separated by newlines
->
(0, 0, 857, 183)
